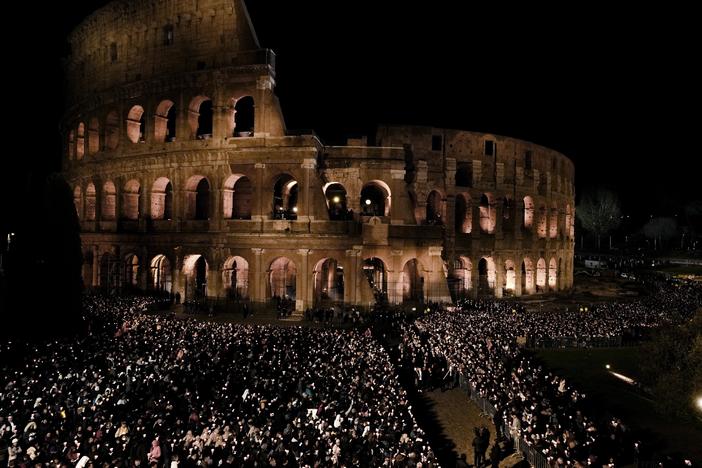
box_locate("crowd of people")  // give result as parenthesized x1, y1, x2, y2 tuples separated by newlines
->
(461, 276, 702, 345)
(398, 276, 702, 466)
(0, 295, 437, 467)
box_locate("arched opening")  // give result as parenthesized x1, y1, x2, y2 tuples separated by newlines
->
(233, 96, 254, 137)
(222, 256, 249, 299)
(272, 174, 298, 219)
(455, 164, 472, 187)
(521, 258, 534, 294)
(426, 190, 444, 225)
(151, 255, 172, 293)
(455, 193, 472, 234)
(124, 254, 139, 287)
(76, 123, 85, 159)
(363, 257, 387, 296)
(478, 257, 496, 296)
(269, 257, 297, 300)
(126, 105, 145, 143)
(105, 111, 119, 150)
(502, 197, 515, 233)
(400, 259, 424, 303)
(73, 186, 82, 219)
(537, 205, 547, 238)
(324, 183, 349, 220)
(121, 180, 141, 220)
(549, 258, 558, 289)
(85, 183, 96, 221)
(549, 204, 558, 238)
(188, 96, 213, 139)
(183, 254, 208, 299)
(151, 177, 173, 220)
(102, 181, 117, 220)
(451, 256, 472, 300)
(99, 253, 119, 290)
(185, 176, 210, 220)
(223, 174, 252, 219)
(504, 260, 516, 294)
(479, 193, 495, 233)
(154, 100, 176, 142)
(88, 117, 100, 155)
(67, 130, 75, 160)
(536, 258, 547, 291)
(314, 258, 344, 305)
(361, 181, 391, 217)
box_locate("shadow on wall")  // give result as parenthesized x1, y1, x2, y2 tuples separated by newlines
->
(1, 174, 84, 339)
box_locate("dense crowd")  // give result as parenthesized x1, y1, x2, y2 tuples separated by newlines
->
(398, 277, 702, 465)
(468, 276, 702, 344)
(0, 295, 436, 467)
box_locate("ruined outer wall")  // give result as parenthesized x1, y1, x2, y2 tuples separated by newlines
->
(61, 1, 575, 308)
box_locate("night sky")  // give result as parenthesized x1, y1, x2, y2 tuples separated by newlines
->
(3, 2, 699, 230)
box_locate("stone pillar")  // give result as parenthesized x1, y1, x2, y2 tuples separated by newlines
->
(298, 159, 316, 222)
(92, 245, 99, 287)
(390, 169, 415, 224)
(470, 260, 479, 298)
(390, 250, 404, 305)
(173, 250, 185, 301)
(344, 248, 360, 305)
(427, 246, 451, 302)
(494, 257, 504, 298)
(471, 204, 481, 240)
(297, 249, 310, 312)
(212, 100, 232, 140)
(515, 262, 523, 296)
(208, 266, 222, 298)
(251, 248, 265, 303)
(253, 163, 266, 221)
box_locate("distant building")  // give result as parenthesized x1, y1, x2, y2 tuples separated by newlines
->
(62, 0, 575, 310)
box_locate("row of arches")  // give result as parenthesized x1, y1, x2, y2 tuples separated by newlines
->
(86, 252, 438, 304)
(450, 256, 561, 298)
(452, 193, 573, 239)
(73, 176, 572, 239)
(73, 176, 394, 222)
(67, 96, 255, 160)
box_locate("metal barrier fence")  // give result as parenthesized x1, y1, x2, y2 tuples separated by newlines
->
(458, 374, 552, 468)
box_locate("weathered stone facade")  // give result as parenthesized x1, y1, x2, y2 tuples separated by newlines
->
(62, 0, 574, 310)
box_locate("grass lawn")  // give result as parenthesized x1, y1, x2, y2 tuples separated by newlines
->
(536, 347, 702, 464)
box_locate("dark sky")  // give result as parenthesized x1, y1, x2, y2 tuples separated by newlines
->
(4, 2, 699, 228)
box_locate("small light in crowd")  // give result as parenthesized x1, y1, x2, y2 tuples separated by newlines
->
(365, 199, 372, 206)
(695, 395, 702, 412)
(605, 364, 611, 369)
(332, 196, 341, 203)
(412, 307, 416, 311)
(292, 206, 298, 213)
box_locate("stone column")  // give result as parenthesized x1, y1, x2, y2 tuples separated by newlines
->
(426, 246, 450, 302)
(390, 169, 415, 224)
(92, 245, 99, 287)
(252, 163, 266, 221)
(494, 256, 504, 298)
(344, 249, 360, 305)
(298, 159, 316, 222)
(251, 248, 265, 303)
(470, 260, 479, 298)
(297, 249, 310, 312)
(390, 250, 404, 305)
(515, 262, 523, 296)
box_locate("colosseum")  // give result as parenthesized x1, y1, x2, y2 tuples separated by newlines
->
(62, 0, 575, 312)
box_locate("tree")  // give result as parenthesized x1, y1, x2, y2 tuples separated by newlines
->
(576, 188, 622, 250)
(642, 217, 678, 250)
(640, 311, 702, 421)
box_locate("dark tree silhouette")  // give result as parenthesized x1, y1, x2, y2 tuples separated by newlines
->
(576, 188, 622, 250)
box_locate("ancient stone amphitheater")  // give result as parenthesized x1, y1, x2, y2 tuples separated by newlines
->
(62, 0, 575, 311)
